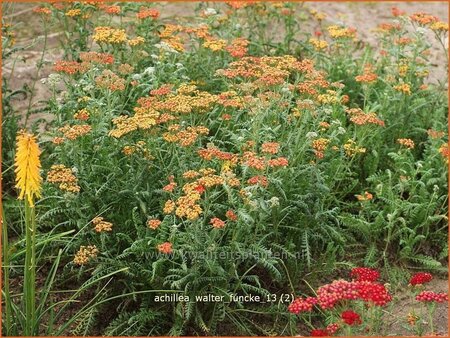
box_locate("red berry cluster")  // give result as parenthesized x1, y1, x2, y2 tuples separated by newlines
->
(416, 291, 448, 303)
(288, 296, 317, 314)
(316, 279, 392, 309)
(350, 267, 380, 282)
(326, 323, 340, 335)
(341, 310, 362, 325)
(409, 272, 433, 286)
(310, 329, 328, 336)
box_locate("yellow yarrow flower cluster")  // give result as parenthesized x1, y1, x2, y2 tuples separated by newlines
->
(203, 38, 227, 52)
(398, 64, 409, 77)
(394, 83, 411, 95)
(128, 36, 145, 47)
(327, 25, 356, 39)
(92, 26, 127, 44)
(109, 106, 160, 138)
(317, 90, 339, 104)
(109, 84, 217, 138)
(14, 132, 42, 207)
(309, 38, 328, 51)
(344, 139, 366, 157)
(65, 9, 82, 17)
(430, 21, 449, 32)
(162, 168, 228, 220)
(310, 9, 326, 21)
(162, 125, 209, 147)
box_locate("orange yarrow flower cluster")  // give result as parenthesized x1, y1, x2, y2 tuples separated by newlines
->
(247, 175, 269, 187)
(210, 217, 226, 229)
(226, 38, 249, 58)
(376, 22, 401, 34)
(439, 144, 449, 162)
(92, 216, 113, 233)
(79, 51, 114, 64)
(33, 6, 52, 15)
(410, 12, 438, 26)
(216, 56, 314, 87)
(312, 138, 330, 159)
(58, 124, 92, 141)
(225, 209, 238, 221)
(356, 191, 373, 201)
(74, 108, 90, 121)
(73, 245, 98, 265)
(345, 108, 385, 127)
(157, 242, 173, 254)
(47, 164, 80, 193)
(104, 5, 121, 15)
(355, 64, 378, 83)
(261, 142, 280, 155)
(137, 7, 160, 20)
(163, 125, 209, 147)
(397, 138, 415, 149)
(427, 129, 445, 139)
(95, 70, 126, 91)
(147, 219, 162, 230)
(163, 168, 230, 220)
(54, 60, 89, 75)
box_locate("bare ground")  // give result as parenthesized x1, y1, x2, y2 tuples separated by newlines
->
(384, 278, 448, 336)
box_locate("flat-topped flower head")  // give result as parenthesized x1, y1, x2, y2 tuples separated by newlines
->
(416, 291, 448, 303)
(288, 296, 317, 314)
(341, 310, 362, 325)
(92, 216, 113, 233)
(157, 242, 173, 254)
(410, 272, 433, 286)
(74, 245, 98, 265)
(93, 26, 127, 44)
(210, 217, 226, 229)
(350, 267, 380, 282)
(310, 329, 328, 336)
(397, 138, 415, 149)
(147, 219, 162, 230)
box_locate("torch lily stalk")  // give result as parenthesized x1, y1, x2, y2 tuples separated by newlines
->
(14, 131, 42, 335)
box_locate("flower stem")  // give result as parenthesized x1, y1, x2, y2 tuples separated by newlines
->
(24, 200, 36, 336)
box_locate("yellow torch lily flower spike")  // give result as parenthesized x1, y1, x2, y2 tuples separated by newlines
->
(14, 131, 42, 207)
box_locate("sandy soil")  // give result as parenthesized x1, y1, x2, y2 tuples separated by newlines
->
(384, 278, 448, 336)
